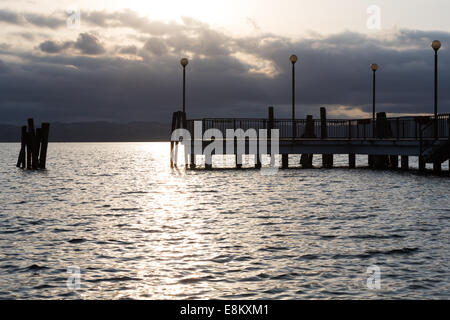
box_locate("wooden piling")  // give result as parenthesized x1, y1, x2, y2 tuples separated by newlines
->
(349, 154, 356, 168)
(205, 154, 212, 170)
(39, 123, 50, 169)
(36, 127, 42, 159)
(27, 118, 40, 169)
(433, 161, 442, 174)
(322, 154, 333, 168)
(26, 130, 32, 169)
(400, 156, 409, 170)
(235, 154, 243, 169)
(300, 154, 313, 168)
(282, 154, 289, 169)
(16, 126, 27, 168)
(368, 155, 374, 168)
(374, 155, 389, 170)
(234, 136, 242, 169)
(389, 155, 399, 169)
(255, 154, 261, 169)
(418, 156, 426, 172)
(190, 154, 196, 169)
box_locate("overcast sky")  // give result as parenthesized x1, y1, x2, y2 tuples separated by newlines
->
(0, 0, 449, 124)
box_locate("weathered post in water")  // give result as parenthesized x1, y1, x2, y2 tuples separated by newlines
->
(39, 123, 50, 169)
(16, 126, 27, 168)
(16, 119, 50, 170)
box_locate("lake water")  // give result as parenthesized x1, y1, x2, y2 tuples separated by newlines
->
(0, 142, 449, 299)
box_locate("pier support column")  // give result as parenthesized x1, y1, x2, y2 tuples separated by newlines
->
(349, 154, 356, 168)
(282, 154, 289, 169)
(368, 155, 374, 168)
(189, 154, 196, 169)
(205, 154, 212, 170)
(374, 155, 389, 170)
(254, 154, 261, 169)
(322, 154, 333, 168)
(418, 156, 425, 172)
(270, 154, 276, 167)
(433, 161, 442, 174)
(300, 154, 313, 168)
(401, 156, 409, 170)
(235, 154, 242, 169)
(389, 155, 399, 169)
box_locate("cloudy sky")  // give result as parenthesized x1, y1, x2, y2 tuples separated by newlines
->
(0, 0, 449, 124)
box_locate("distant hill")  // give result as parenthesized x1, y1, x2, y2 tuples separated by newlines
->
(0, 122, 171, 142)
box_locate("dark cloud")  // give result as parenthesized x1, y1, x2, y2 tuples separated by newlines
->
(38, 33, 105, 55)
(0, 9, 65, 28)
(39, 40, 71, 53)
(0, 8, 449, 125)
(0, 9, 23, 24)
(24, 12, 65, 28)
(74, 33, 105, 55)
(118, 45, 137, 55)
(142, 38, 168, 56)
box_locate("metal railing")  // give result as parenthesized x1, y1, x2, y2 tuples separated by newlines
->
(186, 114, 450, 140)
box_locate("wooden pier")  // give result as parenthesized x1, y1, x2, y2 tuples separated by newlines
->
(170, 107, 450, 174)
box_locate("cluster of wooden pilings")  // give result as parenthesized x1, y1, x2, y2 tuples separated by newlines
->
(16, 119, 50, 170)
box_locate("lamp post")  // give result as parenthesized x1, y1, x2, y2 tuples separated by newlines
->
(370, 63, 378, 137)
(431, 40, 441, 139)
(290, 54, 298, 139)
(180, 58, 189, 114)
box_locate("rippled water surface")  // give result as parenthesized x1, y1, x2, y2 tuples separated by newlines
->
(0, 142, 449, 299)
